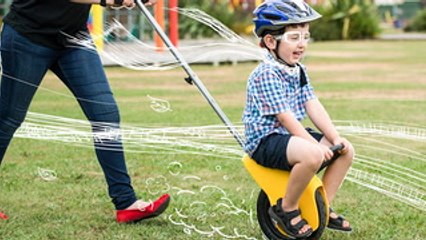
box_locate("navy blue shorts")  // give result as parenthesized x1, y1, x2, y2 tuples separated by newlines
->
(251, 128, 329, 171)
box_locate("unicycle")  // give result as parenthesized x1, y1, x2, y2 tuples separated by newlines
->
(243, 144, 343, 240)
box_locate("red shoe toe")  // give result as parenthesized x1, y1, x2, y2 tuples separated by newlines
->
(0, 211, 8, 220)
(116, 194, 170, 223)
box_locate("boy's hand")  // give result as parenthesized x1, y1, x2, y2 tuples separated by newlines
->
(332, 137, 350, 155)
(319, 144, 334, 161)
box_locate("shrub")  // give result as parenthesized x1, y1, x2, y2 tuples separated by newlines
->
(404, 9, 426, 32)
(176, 0, 381, 41)
(177, 0, 251, 39)
(310, 5, 342, 41)
(310, 0, 381, 41)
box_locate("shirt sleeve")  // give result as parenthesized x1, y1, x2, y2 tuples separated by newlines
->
(251, 69, 290, 116)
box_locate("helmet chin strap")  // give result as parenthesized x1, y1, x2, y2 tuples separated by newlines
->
(270, 40, 296, 67)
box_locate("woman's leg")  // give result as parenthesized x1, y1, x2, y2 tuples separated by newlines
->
(50, 47, 136, 210)
(0, 24, 55, 164)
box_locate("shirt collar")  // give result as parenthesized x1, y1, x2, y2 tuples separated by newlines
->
(263, 52, 300, 77)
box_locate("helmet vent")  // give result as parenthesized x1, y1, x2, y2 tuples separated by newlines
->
(276, 6, 291, 14)
(263, 13, 282, 20)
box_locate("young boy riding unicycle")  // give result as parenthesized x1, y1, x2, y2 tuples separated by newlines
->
(243, 0, 354, 238)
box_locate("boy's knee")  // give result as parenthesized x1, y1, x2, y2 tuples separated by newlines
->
(305, 146, 323, 172)
(341, 142, 355, 165)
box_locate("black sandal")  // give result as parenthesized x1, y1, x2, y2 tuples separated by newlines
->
(268, 198, 313, 239)
(327, 208, 352, 232)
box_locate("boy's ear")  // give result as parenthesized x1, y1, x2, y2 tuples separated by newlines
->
(263, 34, 277, 50)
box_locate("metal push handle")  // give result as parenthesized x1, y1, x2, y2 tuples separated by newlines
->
(135, 0, 245, 147)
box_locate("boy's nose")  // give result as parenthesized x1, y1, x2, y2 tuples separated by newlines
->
(298, 40, 309, 47)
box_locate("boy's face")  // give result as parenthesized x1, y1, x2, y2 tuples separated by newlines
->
(264, 24, 310, 66)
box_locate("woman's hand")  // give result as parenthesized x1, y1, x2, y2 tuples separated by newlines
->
(143, 0, 157, 6)
(121, 0, 135, 8)
(114, 0, 157, 8)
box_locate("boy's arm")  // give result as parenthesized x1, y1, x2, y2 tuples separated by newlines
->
(276, 112, 318, 144)
(276, 111, 335, 160)
(305, 98, 341, 144)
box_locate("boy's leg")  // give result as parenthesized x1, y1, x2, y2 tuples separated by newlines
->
(319, 138, 354, 203)
(253, 134, 322, 236)
(319, 137, 354, 229)
(284, 136, 324, 233)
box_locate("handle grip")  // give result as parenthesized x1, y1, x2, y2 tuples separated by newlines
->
(330, 144, 344, 153)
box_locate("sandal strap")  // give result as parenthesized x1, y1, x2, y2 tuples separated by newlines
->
(269, 199, 313, 238)
(329, 207, 347, 221)
(285, 209, 301, 220)
(329, 215, 345, 224)
(293, 219, 309, 230)
(274, 199, 301, 220)
(329, 208, 349, 226)
(273, 199, 306, 234)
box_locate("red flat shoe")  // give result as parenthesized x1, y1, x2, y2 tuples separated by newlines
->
(116, 194, 170, 223)
(0, 211, 8, 220)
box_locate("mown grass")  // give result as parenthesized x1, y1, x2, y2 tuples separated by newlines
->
(1, 40, 425, 240)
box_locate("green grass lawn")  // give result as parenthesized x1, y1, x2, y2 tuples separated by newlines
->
(1, 40, 425, 240)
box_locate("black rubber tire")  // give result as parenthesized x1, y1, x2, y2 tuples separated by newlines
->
(256, 189, 327, 240)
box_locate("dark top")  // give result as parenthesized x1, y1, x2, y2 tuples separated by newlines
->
(3, 0, 91, 49)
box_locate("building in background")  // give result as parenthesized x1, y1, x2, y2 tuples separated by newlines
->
(375, 0, 423, 28)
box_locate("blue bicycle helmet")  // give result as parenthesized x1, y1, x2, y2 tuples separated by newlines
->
(253, 0, 322, 37)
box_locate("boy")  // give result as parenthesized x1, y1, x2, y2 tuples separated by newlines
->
(243, 0, 354, 238)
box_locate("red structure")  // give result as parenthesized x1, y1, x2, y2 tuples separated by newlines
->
(169, 0, 179, 47)
(155, 0, 179, 50)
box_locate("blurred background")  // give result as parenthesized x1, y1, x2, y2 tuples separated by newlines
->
(1, 0, 425, 45)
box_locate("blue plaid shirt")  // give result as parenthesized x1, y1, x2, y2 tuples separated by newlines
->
(242, 54, 317, 155)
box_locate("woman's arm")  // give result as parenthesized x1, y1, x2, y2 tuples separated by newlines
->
(70, 0, 156, 7)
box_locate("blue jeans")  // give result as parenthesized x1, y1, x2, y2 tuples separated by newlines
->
(0, 24, 136, 210)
